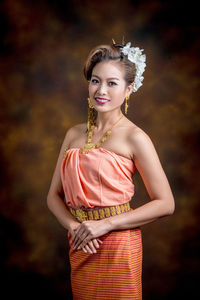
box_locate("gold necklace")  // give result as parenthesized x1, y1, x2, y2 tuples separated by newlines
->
(80, 114, 124, 154)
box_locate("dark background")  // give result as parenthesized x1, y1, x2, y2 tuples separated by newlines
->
(0, 0, 199, 299)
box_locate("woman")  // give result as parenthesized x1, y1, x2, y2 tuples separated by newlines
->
(47, 39, 175, 300)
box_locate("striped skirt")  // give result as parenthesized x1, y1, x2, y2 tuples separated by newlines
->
(67, 227, 142, 300)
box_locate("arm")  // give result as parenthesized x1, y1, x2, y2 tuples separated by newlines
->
(106, 129, 175, 231)
(72, 129, 175, 250)
(47, 126, 102, 254)
(47, 127, 79, 232)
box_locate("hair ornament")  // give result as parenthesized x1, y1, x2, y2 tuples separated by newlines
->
(112, 38, 146, 93)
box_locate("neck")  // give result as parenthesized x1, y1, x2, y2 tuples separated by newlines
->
(94, 108, 124, 132)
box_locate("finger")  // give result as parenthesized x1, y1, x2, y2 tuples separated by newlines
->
(92, 239, 100, 249)
(81, 244, 92, 254)
(72, 228, 83, 245)
(78, 243, 88, 253)
(84, 244, 94, 254)
(87, 240, 97, 253)
(74, 232, 90, 249)
(82, 246, 87, 253)
(77, 239, 95, 252)
(73, 229, 87, 247)
(71, 225, 81, 243)
(77, 237, 102, 250)
(71, 224, 86, 244)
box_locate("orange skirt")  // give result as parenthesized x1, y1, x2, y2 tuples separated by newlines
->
(67, 227, 142, 300)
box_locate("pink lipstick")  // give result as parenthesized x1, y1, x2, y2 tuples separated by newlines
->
(95, 97, 110, 105)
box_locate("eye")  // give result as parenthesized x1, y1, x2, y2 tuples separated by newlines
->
(91, 79, 98, 84)
(108, 81, 117, 86)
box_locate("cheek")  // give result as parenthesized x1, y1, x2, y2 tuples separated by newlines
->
(88, 85, 96, 94)
(112, 89, 125, 98)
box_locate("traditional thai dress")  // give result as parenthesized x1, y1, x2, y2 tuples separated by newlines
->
(60, 147, 142, 300)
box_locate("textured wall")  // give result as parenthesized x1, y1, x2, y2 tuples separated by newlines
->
(0, 0, 199, 299)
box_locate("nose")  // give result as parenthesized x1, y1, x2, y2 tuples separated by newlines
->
(97, 82, 107, 95)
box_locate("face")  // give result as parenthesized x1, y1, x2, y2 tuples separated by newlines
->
(88, 60, 133, 112)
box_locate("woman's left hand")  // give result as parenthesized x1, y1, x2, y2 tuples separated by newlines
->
(71, 219, 111, 250)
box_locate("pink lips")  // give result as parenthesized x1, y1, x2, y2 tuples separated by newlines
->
(95, 97, 110, 105)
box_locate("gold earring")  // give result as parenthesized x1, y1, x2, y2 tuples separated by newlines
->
(87, 97, 95, 132)
(125, 95, 129, 115)
(88, 97, 94, 108)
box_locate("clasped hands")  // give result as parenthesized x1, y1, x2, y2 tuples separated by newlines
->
(69, 219, 110, 254)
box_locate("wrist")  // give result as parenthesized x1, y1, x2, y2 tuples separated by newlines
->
(103, 216, 115, 232)
(66, 219, 79, 232)
(105, 214, 123, 231)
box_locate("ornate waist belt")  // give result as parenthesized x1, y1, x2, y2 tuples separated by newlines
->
(68, 201, 131, 223)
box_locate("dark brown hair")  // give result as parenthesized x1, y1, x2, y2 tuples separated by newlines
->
(83, 43, 136, 87)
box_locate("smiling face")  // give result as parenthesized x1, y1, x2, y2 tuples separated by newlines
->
(88, 60, 133, 112)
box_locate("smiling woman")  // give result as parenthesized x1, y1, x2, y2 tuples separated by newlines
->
(47, 38, 175, 299)
(88, 60, 131, 111)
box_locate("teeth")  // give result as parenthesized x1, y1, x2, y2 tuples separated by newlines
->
(96, 98, 109, 102)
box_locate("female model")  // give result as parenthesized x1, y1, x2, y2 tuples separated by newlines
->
(47, 39, 175, 300)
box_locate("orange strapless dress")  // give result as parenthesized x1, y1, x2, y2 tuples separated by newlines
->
(60, 147, 142, 300)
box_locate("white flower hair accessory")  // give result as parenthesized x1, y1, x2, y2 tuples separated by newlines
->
(119, 41, 146, 93)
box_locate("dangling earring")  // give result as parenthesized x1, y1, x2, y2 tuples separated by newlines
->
(87, 97, 95, 132)
(88, 97, 94, 109)
(125, 95, 129, 115)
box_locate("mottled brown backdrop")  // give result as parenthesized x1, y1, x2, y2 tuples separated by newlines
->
(0, 0, 199, 299)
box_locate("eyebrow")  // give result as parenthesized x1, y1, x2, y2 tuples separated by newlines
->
(91, 74, 120, 81)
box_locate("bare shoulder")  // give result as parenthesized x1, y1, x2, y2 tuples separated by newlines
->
(73, 122, 87, 131)
(128, 124, 152, 143)
(65, 122, 87, 136)
(63, 122, 87, 148)
(127, 124, 156, 160)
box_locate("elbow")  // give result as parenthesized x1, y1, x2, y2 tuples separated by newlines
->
(166, 199, 175, 216)
(167, 205, 175, 216)
(46, 191, 64, 211)
(157, 197, 175, 217)
(46, 193, 53, 211)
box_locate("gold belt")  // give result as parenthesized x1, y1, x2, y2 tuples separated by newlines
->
(68, 201, 131, 223)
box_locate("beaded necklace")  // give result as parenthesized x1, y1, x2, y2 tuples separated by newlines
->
(80, 114, 124, 154)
